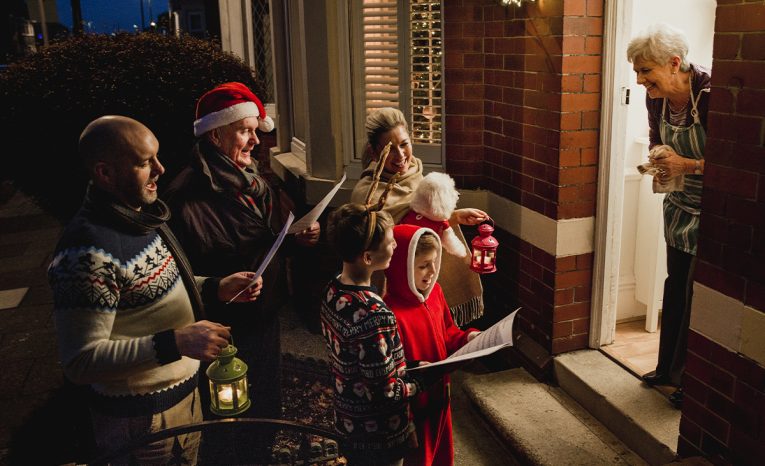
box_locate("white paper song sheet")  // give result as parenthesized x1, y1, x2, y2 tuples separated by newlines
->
(227, 212, 294, 304)
(288, 173, 346, 234)
(407, 307, 520, 372)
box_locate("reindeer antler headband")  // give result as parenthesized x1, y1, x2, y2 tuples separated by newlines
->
(363, 141, 399, 250)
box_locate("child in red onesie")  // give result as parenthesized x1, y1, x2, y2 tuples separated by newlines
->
(384, 224, 481, 466)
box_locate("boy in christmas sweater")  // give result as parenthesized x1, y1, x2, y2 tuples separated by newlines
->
(322, 203, 425, 465)
(384, 225, 480, 466)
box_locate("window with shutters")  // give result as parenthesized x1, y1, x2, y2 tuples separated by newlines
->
(350, 0, 443, 166)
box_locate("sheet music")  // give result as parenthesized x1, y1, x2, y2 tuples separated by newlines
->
(227, 212, 294, 304)
(449, 307, 520, 358)
(407, 307, 520, 372)
(288, 173, 346, 234)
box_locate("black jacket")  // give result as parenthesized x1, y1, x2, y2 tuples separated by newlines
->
(163, 141, 285, 325)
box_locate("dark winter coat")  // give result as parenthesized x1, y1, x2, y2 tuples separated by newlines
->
(162, 140, 285, 419)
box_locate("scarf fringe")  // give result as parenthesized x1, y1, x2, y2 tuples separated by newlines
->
(449, 295, 484, 327)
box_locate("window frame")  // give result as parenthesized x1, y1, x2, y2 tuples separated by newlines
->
(268, 0, 444, 201)
(348, 0, 444, 167)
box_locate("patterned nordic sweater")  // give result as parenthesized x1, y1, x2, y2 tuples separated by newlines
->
(320, 277, 421, 455)
(48, 203, 203, 416)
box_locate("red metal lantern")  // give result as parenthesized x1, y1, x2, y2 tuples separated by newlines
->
(470, 219, 499, 273)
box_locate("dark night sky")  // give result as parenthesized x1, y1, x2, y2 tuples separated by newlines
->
(55, 0, 164, 33)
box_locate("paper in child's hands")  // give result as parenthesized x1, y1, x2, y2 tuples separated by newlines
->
(288, 173, 346, 234)
(227, 212, 294, 304)
(407, 307, 520, 372)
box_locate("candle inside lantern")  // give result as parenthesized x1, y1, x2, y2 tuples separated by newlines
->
(218, 385, 243, 405)
(473, 252, 494, 265)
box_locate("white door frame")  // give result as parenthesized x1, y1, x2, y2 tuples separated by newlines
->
(589, 0, 633, 348)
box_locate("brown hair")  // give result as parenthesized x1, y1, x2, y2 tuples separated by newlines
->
(415, 232, 440, 257)
(327, 203, 393, 262)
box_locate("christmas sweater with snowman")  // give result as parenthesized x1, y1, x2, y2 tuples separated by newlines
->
(321, 277, 422, 455)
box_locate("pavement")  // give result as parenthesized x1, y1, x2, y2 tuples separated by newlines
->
(0, 183, 514, 466)
(0, 184, 69, 465)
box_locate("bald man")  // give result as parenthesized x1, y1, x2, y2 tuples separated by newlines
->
(48, 116, 263, 464)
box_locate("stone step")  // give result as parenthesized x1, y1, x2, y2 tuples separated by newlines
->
(463, 367, 647, 466)
(554, 350, 681, 466)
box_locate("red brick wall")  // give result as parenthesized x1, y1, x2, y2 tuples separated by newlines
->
(681, 1, 765, 463)
(443, 0, 602, 353)
(679, 332, 765, 463)
(445, 0, 601, 219)
(476, 231, 593, 355)
(551, 251, 593, 353)
(444, 1, 485, 190)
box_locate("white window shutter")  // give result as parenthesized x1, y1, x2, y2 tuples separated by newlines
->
(361, 0, 400, 110)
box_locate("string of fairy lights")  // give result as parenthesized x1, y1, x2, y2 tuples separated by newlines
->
(410, 0, 441, 145)
(500, 0, 535, 7)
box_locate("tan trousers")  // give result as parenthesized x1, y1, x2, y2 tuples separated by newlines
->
(90, 389, 203, 465)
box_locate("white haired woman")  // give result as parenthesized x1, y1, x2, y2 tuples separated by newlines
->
(627, 23, 711, 408)
(350, 107, 488, 326)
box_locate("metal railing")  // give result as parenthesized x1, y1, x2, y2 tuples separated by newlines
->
(87, 417, 340, 466)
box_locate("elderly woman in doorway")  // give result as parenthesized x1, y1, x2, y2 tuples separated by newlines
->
(627, 23, 710, 409)
(350, 107, 489, 326)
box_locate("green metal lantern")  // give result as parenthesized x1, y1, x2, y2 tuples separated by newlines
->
(206, 343, 250, 416)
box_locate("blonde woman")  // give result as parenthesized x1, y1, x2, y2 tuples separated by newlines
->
(351, 108, 488, 326)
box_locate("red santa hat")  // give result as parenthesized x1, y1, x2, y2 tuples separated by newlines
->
(193, 82, 275, 137)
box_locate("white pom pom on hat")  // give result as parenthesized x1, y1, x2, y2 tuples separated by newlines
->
(193, 82, 275, 137)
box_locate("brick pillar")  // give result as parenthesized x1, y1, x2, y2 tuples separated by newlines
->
(444, 1, 485, 189)
(678, 2, 765, 463)
(444, 0, 603, 356)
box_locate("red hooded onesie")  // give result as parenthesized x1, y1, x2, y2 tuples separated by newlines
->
(384, 224, 477, 466)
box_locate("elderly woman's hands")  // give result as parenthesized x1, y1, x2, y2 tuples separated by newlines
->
(295, 221, 321, 246)
(452, 208, 489, 226)
(653, 148, 690, 182)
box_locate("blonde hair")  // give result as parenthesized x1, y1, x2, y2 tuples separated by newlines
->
(327, 203, 393, 262)
(627, 23, 690, 71)
(415, 232, 440, 257)
(366, 107, 408, 150)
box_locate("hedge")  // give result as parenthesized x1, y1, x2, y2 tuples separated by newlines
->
(0, 33, 264, 220)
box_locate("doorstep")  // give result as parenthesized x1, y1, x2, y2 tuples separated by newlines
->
(554, 350, 681, 465)
(463, 367, 647, 465)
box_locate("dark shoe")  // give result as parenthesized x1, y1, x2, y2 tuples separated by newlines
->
(642, 370, 671, 386)
(669, 388, 683, 409)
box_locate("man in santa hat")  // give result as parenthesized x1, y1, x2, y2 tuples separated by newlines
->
(163, 82, 319, 454)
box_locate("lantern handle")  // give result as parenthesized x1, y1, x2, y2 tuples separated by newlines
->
(481, 216, 494, 228)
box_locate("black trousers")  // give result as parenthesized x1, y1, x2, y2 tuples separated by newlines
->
(656, 245, 696, 386)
